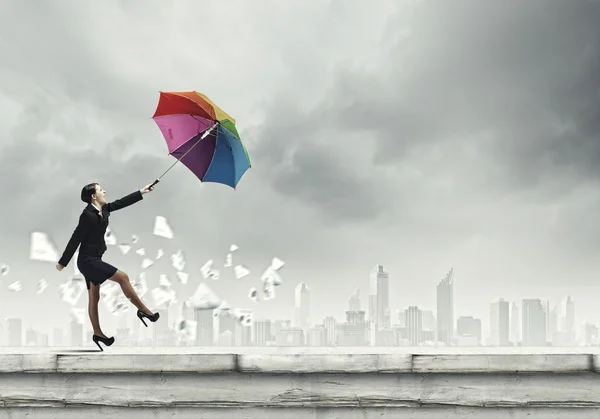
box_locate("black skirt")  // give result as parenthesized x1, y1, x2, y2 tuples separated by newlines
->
(77, 254, 118, 290)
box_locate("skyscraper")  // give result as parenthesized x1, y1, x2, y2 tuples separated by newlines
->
(405, 306, 423, 346)
(195, 309, 214, 347)
(490, 299, 510, 346)
(368, 265, 390, 330)
(349, 288, 361, 311)
(510, 302, 520, 345)
(436, 268, 454, 345)
(294, 282, 310, 331)
(456, 316, 482, 343)
(522, 299, 547, 346)
(7, 318, 22, 347)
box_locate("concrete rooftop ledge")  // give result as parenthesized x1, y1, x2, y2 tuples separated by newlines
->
(2, 348, 600, 415)
(0, 347, 599, 373)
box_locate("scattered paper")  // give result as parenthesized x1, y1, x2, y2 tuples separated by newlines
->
(37, 279, 48, 294)
(141, 258, 154, 269)
(171, 250, 185, 271)
(29, 232, 59, 262)
(131, 234, 139, 244)
(224, 253, 232, 268)
(118, 244, 131, 255)
(200, 260, 213, 279)
(1, 264, 9, 276)
(234, 265, 250, 279)
(101, 282, 129, 315)
(153, 216, 174, 239)
(58, 277, 86, 305)
(189, 283, 222, 310)
(176, 271, 189, 285)
(263, 277, 276, 300)
(271, 257, 285, 271)
(136, 248, 146, 256)
(261, 266, 283, 286)
(230, 244, 239, 252)
(8, 280, 21, 292)
(232, 308, 253, 326)
(248, 287, 259, 302)
(156, 249, 164, 259)
(176, 319, 197, 342)
(159, 274, 172, 288)
(152, 286, 176, 308)
(104, 227, 117, 245)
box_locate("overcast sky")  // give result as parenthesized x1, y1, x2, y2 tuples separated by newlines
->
(0, 0, 599, 337)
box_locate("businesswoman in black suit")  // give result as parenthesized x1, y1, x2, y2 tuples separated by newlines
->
(56, 183, 160, 350)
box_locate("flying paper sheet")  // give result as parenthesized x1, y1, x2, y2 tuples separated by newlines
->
(261, 266, 283, 286)
(118, 244, 132, 255)
(263, 277, 276, 300)
(101, 282, 129, 315)
(1, 264, 9, 276)
(171, 250, 185, 271)
(159, 274, 172, 288)
(271, 257, 285, 271)
(224, 253, 232, 267)
(141, 258, 154, 269)
(200, 260, 213, 279)
(131, 234, 139, 244)
(152, 286, 176, 308)
(232, 308, 253, 326)
(176, 319, 197, 342)
(29, 232, 59, 262)
(230, 244, 239, 252)
(104, 227, 117, 245)
(58, 277, 86, 305)
(248, 287, 259, 302)
(156, 249, 164, 259)
(136, 248, 146, 256)
(8, 280, 21, 292)
(189, 283, 222, 310)
(153, 216, 174, 239)
(37, 279, 48, 295)
(234, 265, 251, 279)
(176, 271, 189, 285)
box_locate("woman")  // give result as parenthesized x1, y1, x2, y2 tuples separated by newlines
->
(56, 182, 160, 351)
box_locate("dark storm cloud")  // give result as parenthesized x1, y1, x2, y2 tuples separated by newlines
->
(328, 0, 600, 193)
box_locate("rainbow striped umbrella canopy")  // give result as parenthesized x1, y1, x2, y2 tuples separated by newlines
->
(150, 91, 251, 189)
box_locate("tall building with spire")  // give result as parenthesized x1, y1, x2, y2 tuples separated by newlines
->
(368, 265, 390, 330)
(436, 268, 454, 345)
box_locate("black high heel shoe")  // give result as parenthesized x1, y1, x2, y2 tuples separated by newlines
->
(137, 310, 160, 327)
(92, 334, 115, 351)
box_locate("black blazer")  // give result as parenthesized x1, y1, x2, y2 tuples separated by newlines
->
(58, 190, 144, 267)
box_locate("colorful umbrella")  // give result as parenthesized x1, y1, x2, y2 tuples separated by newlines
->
(150, 91, 251, 189)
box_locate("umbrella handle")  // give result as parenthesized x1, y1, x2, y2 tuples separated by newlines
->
(149, 178, 160, 189)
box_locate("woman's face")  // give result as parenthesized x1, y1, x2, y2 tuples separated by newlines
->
(92, 184, 107, 205)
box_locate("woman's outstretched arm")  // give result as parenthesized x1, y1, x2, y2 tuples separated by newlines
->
(104, 184, 154, 213)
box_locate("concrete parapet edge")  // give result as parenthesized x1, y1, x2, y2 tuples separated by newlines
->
(0, 352, 598, 374)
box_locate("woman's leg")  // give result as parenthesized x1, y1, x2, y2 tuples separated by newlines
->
(88, 282, 106, 337)
(107, 269, 153, 315)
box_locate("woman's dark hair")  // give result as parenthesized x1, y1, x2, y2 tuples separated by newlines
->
(81, 183, 99, 204)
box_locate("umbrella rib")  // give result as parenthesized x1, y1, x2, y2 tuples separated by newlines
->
(156, 121, 219, 182)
